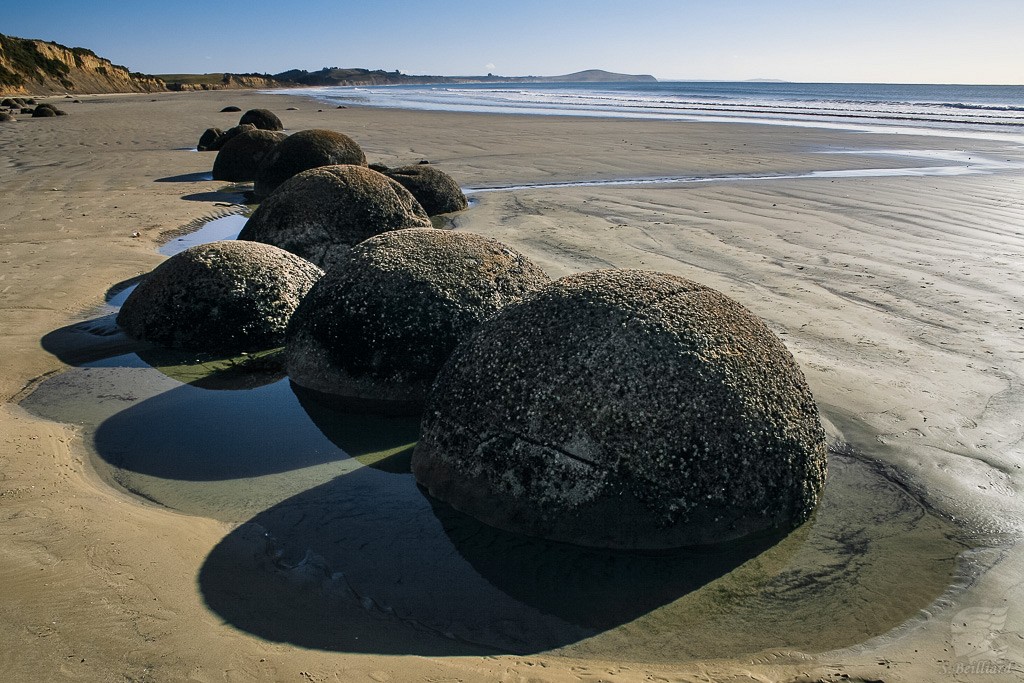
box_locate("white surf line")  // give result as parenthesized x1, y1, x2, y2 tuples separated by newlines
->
(464, 150, 1022, 194)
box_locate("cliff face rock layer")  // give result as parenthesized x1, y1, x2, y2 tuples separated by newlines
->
(164, 74, 284, 91)
(0, 34, 165, 95)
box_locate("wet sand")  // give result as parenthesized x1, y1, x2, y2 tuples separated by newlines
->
(2, 90, 1023, 681)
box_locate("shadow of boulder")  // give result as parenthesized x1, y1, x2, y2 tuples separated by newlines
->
(197, 464, 782, 655)
(155, 172, 214, 183)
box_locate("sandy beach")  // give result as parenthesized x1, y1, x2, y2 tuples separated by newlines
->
(2, 89, 1023, 681)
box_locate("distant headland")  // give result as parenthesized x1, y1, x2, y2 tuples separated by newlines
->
(0, 32, 655, 96)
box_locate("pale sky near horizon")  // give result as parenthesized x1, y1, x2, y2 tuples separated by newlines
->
(1, 0, 1022, 84)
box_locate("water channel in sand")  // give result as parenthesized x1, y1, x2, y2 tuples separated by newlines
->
(19, 182, 975, 661)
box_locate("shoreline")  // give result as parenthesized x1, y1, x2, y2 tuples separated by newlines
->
(2, 89, 1023, 681)
(269, 81, 1024, 144)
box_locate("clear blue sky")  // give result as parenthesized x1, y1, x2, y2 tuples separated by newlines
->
(2, 0, 1021, 84)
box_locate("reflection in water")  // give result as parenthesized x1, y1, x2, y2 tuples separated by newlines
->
(196, 454, 962, 660)
(293, 384, 417, 473)
(135, 346, 286, 390)
(198, 464, 781, 655)
(22, 316, 966, 661)
(428, 494, 791, 631)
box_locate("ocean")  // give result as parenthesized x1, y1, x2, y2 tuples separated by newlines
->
(278, 81, 1024, 139)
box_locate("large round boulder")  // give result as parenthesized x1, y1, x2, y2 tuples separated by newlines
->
(253, 129, 366, 200)
(412, 269, 828, 549)
(0, 112, 14, 123)
(238, 164, 432, 270)
(238, 108, 283, 131)
(31, 106, 58, 118)
(374, 164, 468, 216)
(285, 228, 550, 411)
(117, 240, 323, 353)
(212, 128, 287, 181)
(197, 127, 223, 151)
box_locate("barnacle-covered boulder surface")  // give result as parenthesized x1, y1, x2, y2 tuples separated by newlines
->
(253, 128, 367, 200)
(117, 240, 323, 353)
(238, 164, 432, 271)
(238, 107, 283, 131)
(212, 128, 287, 181)
(375, 164, 468, 216)
(286, 228, 550, 411)
(413, 269, 828, 549)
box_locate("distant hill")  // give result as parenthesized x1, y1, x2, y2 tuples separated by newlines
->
(0, 33, 163, 95)
(270, 67, 460, 87)
(535, 70, 657, 83)
(269, 67, 657, 87)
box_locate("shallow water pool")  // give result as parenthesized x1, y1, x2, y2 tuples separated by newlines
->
(21, 327, 966, 660)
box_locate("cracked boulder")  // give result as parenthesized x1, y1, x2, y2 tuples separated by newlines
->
(412, 269, 828, 549)
(285, 228, 550, 412)
(117, 240, 323, 353)
(253, 128, 367, 200)
(239, 164, 432, 271)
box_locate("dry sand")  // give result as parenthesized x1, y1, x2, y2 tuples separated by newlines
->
(1, 90, 1023, 681)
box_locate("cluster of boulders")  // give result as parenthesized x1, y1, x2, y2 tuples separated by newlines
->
(123, 109, 496, 374)
(118, 106, 827, 551)
(197, 107, 284, 153)
(0, 97, 68, 121)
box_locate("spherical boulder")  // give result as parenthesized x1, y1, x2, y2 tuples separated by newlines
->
(197, 127, 223, 151)
(0, 112, 14, 123)
(239, 108, 283, 131)
(31, 106, 57, 118)
(239, 164, 431, 270)
(412, 269, 828, 549)
(206, 123, 256, 152)
(285, 228, 550, 411)
(117, 240, 323, 353)
(212, 128, 287, 181)
(253, 129, 366, 200)
(220, 105, 242, 113)
(375, 164, 468, 215)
